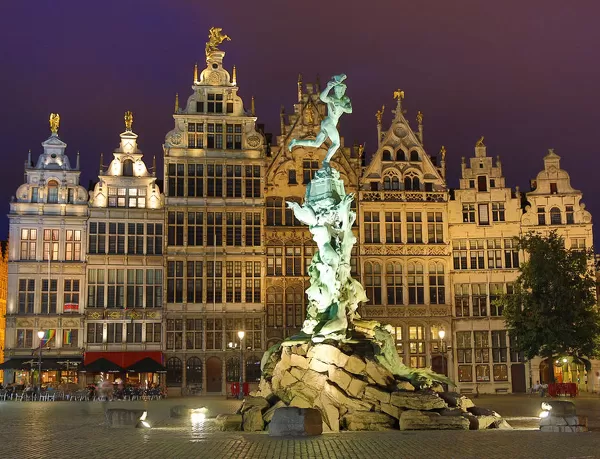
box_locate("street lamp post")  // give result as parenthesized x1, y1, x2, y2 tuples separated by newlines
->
(438, 329, 446, 377)
(237, 331, 245, 400)
(37, 330, 45, 395)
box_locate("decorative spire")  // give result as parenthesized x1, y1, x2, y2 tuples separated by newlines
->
(280, 105, 286, 136)
(49, 113, 60, 135)
(393, 89, 404, 119)
(174, 93, 179, 113)
(416, 111, 423, 125)
(152, 155, 156, 177)
(297, 73, 303, 102)
(440, 146, 447, 161)
(27, 149, 32, 166)
(194, 63, 198, 83)
(99, 153, 104, 174)
(76, 150, 80, 170)
(124, 111, 133, 132)
(232, 65, 237, 85)
(251, 96, 256, 116)
(315, 73, 321, 92)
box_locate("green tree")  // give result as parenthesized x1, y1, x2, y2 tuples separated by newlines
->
(499, 231, 600, 383)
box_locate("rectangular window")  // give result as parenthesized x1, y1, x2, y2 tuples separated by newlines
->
(244, 165, 261, 198)
(20, 228, 37, 260)
(504, 238, 519, 268)
(87, 269, 105, 308)
(41, 279, 58, 314)
(427, 212, 443, 243)
(87, 324, 103, 343)
(474, 331, 490, 363)
(491, 330, 508, 363)
(185, 319, 203, 350)
(476, 364, 490, 382)
(550, 182, 558, 194)
(386, 262, 403, 305)
(385, 212, 401, 243)
(406, 212, 422, 243)
(186, 212, 203, 247)
(63, 329, 78, 347)
(478, 204, 489, 225)
(571, 238, 586, 251)
(458, 365, 473, 382)
(225, 212, 242, 246)
(408, 326, 426, 369)
(456, 331, 472, 364)
(489, 282, 504, 316)
(205, 318, 223, 350)
(88, 222, 106, 255)
(206, 212, 223, 246)
(43, 229, 59, 261)
(428, 264, 445, 304)
(188, 123, 204, 149)
(462, 204, 475, 223)
(32, 187, 39, 202)
(469, 240, 485, 269)
(472, 283, 487, 316)
(207, 93, 223, 114)
(167, 261, 184, 303)
(206, 261, 223, 303)
(167, 163, 185, 197)
(566, 205, 574, 224)
(64, 230, 81, 261)
(108, 223, 126, 254)
(106, 269, 125, 308)
(244, 261, 261, 303)
(146, 268, 163, 308)
(126, 269, 144, 308)
(477, 175, 487, 192)
(168, 211, 185, 246)
(537, 207, 546, 225)
(454, 284, 470, 317)
(127, 223, 144, 255)
(245, 212, 261, 246)
(166, 319, 183, 350)
(364, 212, 381, 243)
(267, 247, 283, 276)
(146, 323, 162, 343)
(509, 334, 524, 363)
(285, 247, 302, 276)
(452, 240, 468, 270)
(303, 160, 319, 184)
(491, 203, 505, 222)
(188, 164, 204, 197)
(63, 279, 80, 311)
(225, 261, 243, 303)
(16, 329, 34, 348)
(18, 279, 35, 314)
(407, 263, 424, 304)
(146, 223, 163, 255)
(486, 239, 502, 269)
(107, 323, 123, 344)
(226, 165, 243, 197)
(126, 323, 143, 343)
(206, 164, 223, 197)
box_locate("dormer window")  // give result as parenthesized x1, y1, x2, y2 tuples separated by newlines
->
(382, 151, 392, 161)
(384, 176, 400, 190)
(566, 205, 574, 224)
(108, 187, 146, 208)
(196, 102, 204, 113)
(31, 187, 38, 203)
(550, 183, 558, 194)
(396, 151, 406, 161)
(410, 150, 420, 161)
(226, 102, 233, 114)
(477, 176, 487, 192)
(47, 180, 59, 203)
(122, 159, 134, 177)
(207, 93, 223, 113)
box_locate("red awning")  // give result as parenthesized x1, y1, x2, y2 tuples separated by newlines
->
(84, 351, 163, 368)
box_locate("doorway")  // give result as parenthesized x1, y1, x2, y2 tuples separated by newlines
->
(511, 363, 526, 393)
(206, 357, 222, 393)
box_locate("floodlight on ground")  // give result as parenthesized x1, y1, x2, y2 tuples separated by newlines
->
(191, 407, 208, 424)
(136, 411, 151, 428)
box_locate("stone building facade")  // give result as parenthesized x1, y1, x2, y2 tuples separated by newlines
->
(0, 241, 7, 383)
(4, 122, 88, 385)
(84, 115, 165, 381)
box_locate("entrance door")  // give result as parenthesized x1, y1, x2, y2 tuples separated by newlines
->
(511, 363, 526, 393)
(206, 357, 222, 393)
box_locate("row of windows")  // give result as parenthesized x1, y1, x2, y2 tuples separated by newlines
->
(167, 211, 261, 247)
(382, 150, 421, 162)
(363, 261, 446, 305)
(165, 317, 262, 351)
(454, 282, 514, 317)
(167, 261, 261, 304)
(266, 285, 305, 329)
(28, 181, 78, 204)
(389, 324, 446, 369)
(363, 211, 443, 244)
(266, 246, 358, 277)
(17, 279, 79, 314)
(193, 95, 234, 115)
(20, 229, 82, 261)
(15, 329, 78, 348)
(87, 269, 163, 309)
(167, 163, 261, 198)
(452, 238, 519, 270)
(462, 203, 505, 224)
(86, 322, 162, 344)
(187, 122, 243, 150)
(165, 355, 262, 386)
(537, 206, 575, 226)
(107, 187, 148, 208)
(89, 222, 163, 255)
(456, 330, 523, 382)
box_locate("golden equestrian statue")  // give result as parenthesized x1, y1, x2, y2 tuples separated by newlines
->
(205, 27, 231, 57)
(124, 111, 133, 132)
(375, 105, 385, 124)
(476, 136, 485, 147)
(49, 113, 60, 135)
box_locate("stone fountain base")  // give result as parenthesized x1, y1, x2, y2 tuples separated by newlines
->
(231, 340, 511, 432)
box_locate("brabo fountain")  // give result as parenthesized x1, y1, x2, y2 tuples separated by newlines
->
(219, 73, 510, 433)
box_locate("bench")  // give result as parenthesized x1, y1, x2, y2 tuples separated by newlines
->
(495, 388, 509, 394)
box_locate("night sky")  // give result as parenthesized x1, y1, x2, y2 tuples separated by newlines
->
(1, 1, 599, 242)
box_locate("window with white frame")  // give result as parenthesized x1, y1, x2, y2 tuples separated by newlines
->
(454, 284, 470, 317)
(43, 229, 59, 261)
(462, 204, 475, 223)
(491, 202, 505, 222)
(146, 323, 162, 343)
(486, 239, 502, 268)
(20, 228, 37, 260)
(18, 279, 35, 314)
(472, 283, 487, 316)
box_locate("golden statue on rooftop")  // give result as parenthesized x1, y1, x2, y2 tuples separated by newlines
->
(124, 111, 133, 132)
(393, 89, 405, 100)
(49, 113, 60, 135)
(476, 136, 485, 147)
(440, 145, 447, 161)
(375, 105, 385, 124)
(206, 27, 231, 57)
(416, 111, 423, 124)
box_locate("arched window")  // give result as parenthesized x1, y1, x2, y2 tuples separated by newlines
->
(285, 285, 304, 328)
(266, 287, 284, 328)
(550, 207, 562, 225)
(226, 356, 240, 382)
(186, 357, 203, 384)
(47, 180, 59, 203)
(166, 357, 183, 386)
(382, 151, 392, 161)
(396, 150, 406, 161)
(122, 159, 134, 176)
(245, 355, 262, 382)
(384, 176, 391, 190)
(410, 150, 420, 161)
(408, 262, 424, 304)
(404, 174, 420, 191)
(428, 262, 445, 304)
(364, 261, 382, 305)
(384, 175, 400, 191)
(386, 262, 403, 305)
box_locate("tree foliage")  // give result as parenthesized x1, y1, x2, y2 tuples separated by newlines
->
(499, 231, 600, 370)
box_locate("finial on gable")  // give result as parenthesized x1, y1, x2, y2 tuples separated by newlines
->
(49, 113, 60, 135)
(232, 65, 237, 85)
(124, 111, 133, 132)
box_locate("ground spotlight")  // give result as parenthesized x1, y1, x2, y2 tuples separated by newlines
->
(191, 407, 208, 424)
(136, 411, 151, 429)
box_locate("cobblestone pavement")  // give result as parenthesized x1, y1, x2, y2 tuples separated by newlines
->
(0, 396, 599, 458)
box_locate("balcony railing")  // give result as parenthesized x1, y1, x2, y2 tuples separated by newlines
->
(360, 191, 447, 202)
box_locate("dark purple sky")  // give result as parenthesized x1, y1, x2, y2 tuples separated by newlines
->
(1, 0, 599, 242)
